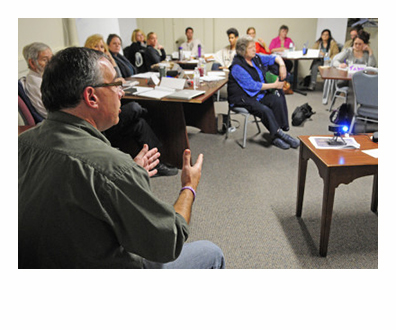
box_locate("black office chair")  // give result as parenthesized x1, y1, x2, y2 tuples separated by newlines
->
(349, 69, 378, 133)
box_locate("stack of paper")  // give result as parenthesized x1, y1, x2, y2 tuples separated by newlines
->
(133, 77, 187, 99)
(309, 136, 361, 149)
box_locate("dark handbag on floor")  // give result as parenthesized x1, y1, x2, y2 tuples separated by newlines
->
(291, 103, 315, 126)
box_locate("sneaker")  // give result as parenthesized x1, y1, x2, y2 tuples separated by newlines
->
(276, 130, 300, 148)
(272, 137, 290, 150)
(152, 163, 178, 177)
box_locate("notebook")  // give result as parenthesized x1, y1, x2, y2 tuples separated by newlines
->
(166, 89, 205, 100)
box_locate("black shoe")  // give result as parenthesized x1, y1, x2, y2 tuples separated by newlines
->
(276, 130, 300, 148)
(153, 163, 178, 177)
(307, 83, 316, 91)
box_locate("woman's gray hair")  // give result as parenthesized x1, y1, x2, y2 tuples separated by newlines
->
(236, 35, 254, 57)
(22, 42, 50, 69)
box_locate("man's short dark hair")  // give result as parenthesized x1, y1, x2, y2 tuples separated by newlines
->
(226, 28, 239, 37)
(185, 27, 193, 34)
(41, 47, 105, 113)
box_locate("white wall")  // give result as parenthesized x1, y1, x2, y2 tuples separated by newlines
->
(316, 18, 348, 46)
(18, 18, 378, 79)
(75, 18, 121, 48)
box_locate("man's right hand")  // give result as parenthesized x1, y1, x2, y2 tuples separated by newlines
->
(174, 149, 203, 224)
(181, 149, 203, 191)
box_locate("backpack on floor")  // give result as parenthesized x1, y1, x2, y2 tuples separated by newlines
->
(291, 103, 315, 126)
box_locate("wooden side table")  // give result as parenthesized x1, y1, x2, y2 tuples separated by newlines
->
(296, 135, 378, 257)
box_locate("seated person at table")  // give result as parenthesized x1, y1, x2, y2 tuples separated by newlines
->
(123, 29, 148, 73)
(269, 25, 294, 73)
(228, 35, 299, 150)
(180, 27, 203, 58)
(85, 34, 123, 79)
(213, 28, 239, 70)
(22, 42, 53, 118)
(18, 47, 225, 269)
(85, 35, 177, 177)
(307, 29, 339, 91)
(107, 33, 137, 78)
(247, 27, 271, 55)
(332, 30, 376, 68)
(342, 24, 363, 51)
(145, 32, 167, 70)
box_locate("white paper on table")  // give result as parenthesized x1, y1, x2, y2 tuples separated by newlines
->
(362, 149, 378, 158)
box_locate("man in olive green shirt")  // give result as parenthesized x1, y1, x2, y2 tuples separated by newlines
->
(18, 47, 224, 269)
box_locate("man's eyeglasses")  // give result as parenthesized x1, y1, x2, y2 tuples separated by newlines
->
(91, 80, 124, 90)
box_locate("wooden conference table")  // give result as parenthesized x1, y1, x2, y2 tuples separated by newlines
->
(122, 74, 227, 168)
(296, 135, 378, 257)
(319, 66, 352, 81)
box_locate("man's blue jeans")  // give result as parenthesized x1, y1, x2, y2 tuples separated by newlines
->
(142, 240, 225, 269)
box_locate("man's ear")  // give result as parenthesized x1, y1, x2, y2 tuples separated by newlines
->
(83, 87, 99, 108)
(28, 58, 37, 72)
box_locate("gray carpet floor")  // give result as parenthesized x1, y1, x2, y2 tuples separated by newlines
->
(150, 85, 378, 269)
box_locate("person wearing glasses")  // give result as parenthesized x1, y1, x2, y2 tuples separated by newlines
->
(332, 30, 376, 68)
(228, 35, 299, 150)
(18, 47, 225, 269)
(22, 42, 53, 118)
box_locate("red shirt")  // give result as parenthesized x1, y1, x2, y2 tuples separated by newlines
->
(255, 42, 271, 54)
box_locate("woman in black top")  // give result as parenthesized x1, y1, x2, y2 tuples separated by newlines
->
(107, 34, 137, 78)
(145, 32, 167, 70)
(124, 29, 147, 72)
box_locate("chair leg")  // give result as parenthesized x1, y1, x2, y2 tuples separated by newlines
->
(329, 93, 337, 111)
(348, 117, 355, 134)
(254, 116, 261, 133)
(225, 108, 232, 139)
(242, 114, 249, 148)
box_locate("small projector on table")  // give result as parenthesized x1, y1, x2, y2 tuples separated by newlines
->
(327, 124, 349, 146)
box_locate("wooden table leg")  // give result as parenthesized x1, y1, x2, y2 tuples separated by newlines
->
(183, 98, 217, 134)
(296, 142, 308, 217)
(122, 99, 189, 169)
(319, 170, 337, 257)
(371, 173, 378, 213)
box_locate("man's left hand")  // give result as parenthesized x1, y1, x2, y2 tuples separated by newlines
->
(134, 144, 160, 177)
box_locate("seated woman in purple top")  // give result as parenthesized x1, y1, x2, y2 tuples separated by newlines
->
(227, 35, 299, 150)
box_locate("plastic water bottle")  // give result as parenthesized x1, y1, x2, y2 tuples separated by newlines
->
(198, 57, 206, 76)
(302, 41, 308, 55)
(193, 67, 200, 89)
(289, 42, 294, 52)
(178, 46, 183, 60)
(198, 44, 202, 58)
(324, 52, 331, 67)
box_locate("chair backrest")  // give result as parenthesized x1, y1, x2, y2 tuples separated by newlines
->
(18, 95, 35, 125)
(18, 77, 44, 124)
(352, 70, 378, 108)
